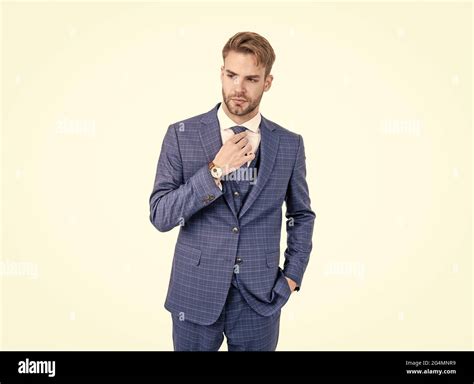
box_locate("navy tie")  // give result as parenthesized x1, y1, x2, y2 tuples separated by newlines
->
(230, 125, 247, 135)
(230, 126, 249, 168)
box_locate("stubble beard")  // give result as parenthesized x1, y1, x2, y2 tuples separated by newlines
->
(222, 89, 263, 117)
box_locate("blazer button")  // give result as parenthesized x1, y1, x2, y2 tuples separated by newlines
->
(232, 227, 239, 233)
(235, 256, 243, 264)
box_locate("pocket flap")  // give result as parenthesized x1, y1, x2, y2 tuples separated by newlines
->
(265, 250, 280, 268)
(174, 242, 202, 266)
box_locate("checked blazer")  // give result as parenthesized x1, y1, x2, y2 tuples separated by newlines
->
(149, 102, 316, 325)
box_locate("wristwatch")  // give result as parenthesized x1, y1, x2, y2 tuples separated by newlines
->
(208, 161, 223, 180)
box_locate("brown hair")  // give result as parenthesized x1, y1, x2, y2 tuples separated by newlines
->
(222, 32, 276, 77)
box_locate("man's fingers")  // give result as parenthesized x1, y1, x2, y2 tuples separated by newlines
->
(240, 152, 255, 167)
(231, 131, 248, 143)
(236, 138, 249, 150)
(239, 142, 252, 155)
(242, 152, 255, 162)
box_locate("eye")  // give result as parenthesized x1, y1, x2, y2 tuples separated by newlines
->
(227, 74, 235, 78)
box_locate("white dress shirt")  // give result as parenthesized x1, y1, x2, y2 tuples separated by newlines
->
(212, 104, 262, 190)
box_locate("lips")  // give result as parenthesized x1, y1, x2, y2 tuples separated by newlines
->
(232, 98, 247, 103)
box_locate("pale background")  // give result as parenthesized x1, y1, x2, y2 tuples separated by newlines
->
(1, 0, 472, 350)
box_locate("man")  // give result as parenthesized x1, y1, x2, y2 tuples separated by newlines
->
(149, 31, 315, 351)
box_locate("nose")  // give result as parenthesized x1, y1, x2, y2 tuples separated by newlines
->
(233, 77, 245, 94)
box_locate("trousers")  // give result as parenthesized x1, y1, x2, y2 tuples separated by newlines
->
(171, 273, 281, 351)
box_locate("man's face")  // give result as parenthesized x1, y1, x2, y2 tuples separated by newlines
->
(221, 50, 273, 118)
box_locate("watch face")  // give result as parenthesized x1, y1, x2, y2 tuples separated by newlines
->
(212, 166, 222, 178)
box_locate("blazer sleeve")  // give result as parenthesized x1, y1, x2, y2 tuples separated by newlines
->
(283, 134, 316, 290)
(149, 124, 224, 232)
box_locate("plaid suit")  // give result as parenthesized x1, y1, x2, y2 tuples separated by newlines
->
(149, 102, 316, 340)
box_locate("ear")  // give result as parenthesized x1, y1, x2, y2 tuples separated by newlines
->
(264, 74, 273, 92)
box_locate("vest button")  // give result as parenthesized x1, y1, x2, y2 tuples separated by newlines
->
(232, 227, 239, 233)
(233, 191, 240, 197)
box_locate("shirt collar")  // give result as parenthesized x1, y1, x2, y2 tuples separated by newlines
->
(217, 102, 261, 133)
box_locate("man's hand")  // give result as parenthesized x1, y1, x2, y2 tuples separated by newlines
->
(285, 277, 298, 293)
(213, 131, 255, 176)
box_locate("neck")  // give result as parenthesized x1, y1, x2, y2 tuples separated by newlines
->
(222, 101, 259, 125)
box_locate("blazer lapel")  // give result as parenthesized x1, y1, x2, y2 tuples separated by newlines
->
(238, 116, 279, 219)
(198, 104, 239, 218)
